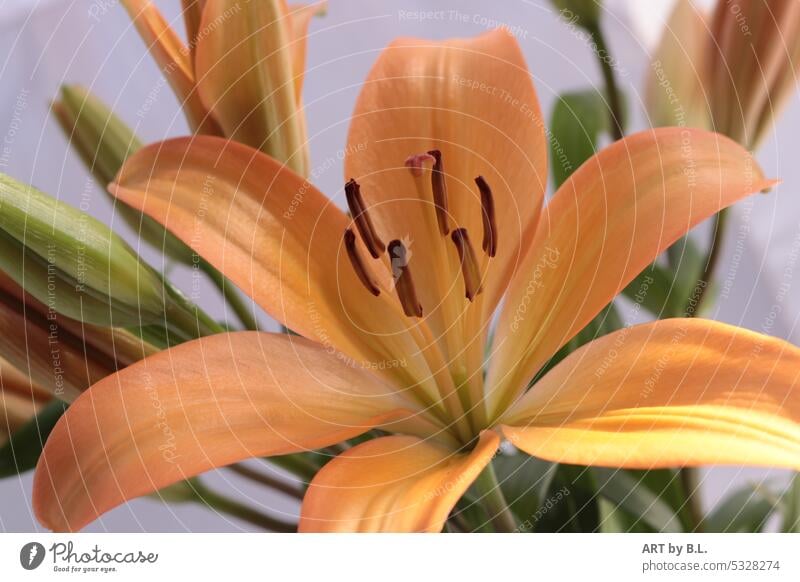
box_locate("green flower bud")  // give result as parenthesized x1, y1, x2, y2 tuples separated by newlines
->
(53, 85, 194, 264)
(0, 173, 167, 326)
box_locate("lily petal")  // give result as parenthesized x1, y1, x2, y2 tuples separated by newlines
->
(33, 331, 420, 532)
(284, 2, 325, 102)
(121, 0, 219, 134)
(487, 128, 775, 418)
(500, 319, 800, 470)
(111, 136, 443, 404)
(345, 29, 547, 357)
(195, 0, 307, 174)
(299, 431, 499, 532)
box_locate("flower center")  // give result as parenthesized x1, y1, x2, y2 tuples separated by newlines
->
(341, 151, 498, 443)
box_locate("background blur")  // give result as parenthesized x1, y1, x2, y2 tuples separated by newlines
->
(1, 0, 798, 532)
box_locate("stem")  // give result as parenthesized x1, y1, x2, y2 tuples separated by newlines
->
(192, 480, 296, 532)
(228, 462, 304, 501)
(686, 208, 729, 317)
(201, 259, 260, 331)
(474, 462, 517, 532)
(587, 23, 625, 141)
(679, 467, 705, 532)
(266, 454, 319, 482)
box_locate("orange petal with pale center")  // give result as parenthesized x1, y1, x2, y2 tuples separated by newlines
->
(110, 136, 444, 405)
(345, 29, 548, 371)
(33, 331, 426, 532)
(299, 431, 499, 532)
(500, 319, 800, 470)
(487, 128, 775, 418)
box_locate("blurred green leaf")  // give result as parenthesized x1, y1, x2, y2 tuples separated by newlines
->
(549, 0, 601, 31)
(550, 90, 608, 189)
(0, 400, 66, 477)
(494, 452, 556, 527)
(706, 483, 780, 532)
(592, 467, 683, 532)
(780, 474, 800, 533)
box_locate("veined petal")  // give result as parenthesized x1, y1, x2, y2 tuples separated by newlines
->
(121, 0, 219, 134)
(195, 0, 307, 175)
(345, 29, 547, 365)
(299, 431, 499, 532)
(645, 0, 710, 129)
(111, 136, 444, 404)
(500, 319, 800, 470)
(33, 331, 424, 532)
(487, 128, 775, 418)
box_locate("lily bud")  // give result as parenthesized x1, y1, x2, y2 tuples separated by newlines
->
(0, 173, 167, 327)
(53, 85, 195, 264)
(707, 0, 800, 150)
(0, 359, 50, 446)
(0, 271, 156, 402)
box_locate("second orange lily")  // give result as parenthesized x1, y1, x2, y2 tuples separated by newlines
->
(33, 29, 800, 532)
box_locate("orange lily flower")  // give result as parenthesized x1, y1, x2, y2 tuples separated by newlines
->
(123, 0, 323, 174)
(0, 360, 51, 447)
(647, 0, 800, 150)
(33, 29, 800, 533)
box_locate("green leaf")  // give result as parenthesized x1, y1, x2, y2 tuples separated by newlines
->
(0, 400, 66, 477)
(706, 483, 780, 532)
(779, 474, 800, 533)
(493, 452, 556, 526)
(535, 464, 600, 532)
(550, 90, 609, 188)
(592, 467, 683, 532)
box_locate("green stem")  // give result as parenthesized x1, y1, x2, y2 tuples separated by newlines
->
(228, 462, 305, 501)
(201, 259, 260, 331)
(686, 208, 729, 317)
(679, 467, 705, 532)
(587, 23, 625, 141)
(474, 462, 517, 532)
(192, 480, 296, 532)
(266, 454, 319, 482)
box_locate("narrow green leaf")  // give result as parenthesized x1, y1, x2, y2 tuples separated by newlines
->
(0, 400, 66, 477)
(706, 483, 780, 533)
(780, 474, 800, 533)
(494, 452, 556, 527)
(592, 467, 683, 532)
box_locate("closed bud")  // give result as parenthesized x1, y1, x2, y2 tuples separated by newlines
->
(0, 173, 167, 327)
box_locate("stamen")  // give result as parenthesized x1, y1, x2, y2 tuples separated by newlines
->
(345, 179, 385, 258)
(427, 150, 450, 235)
(388, 239, 423, 318)
(344, 229, 380, 296)
(451, 228, 484, 301)
(475, 176, 497, 257)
